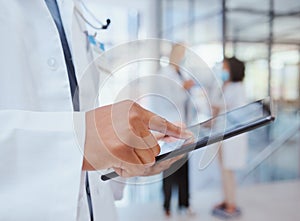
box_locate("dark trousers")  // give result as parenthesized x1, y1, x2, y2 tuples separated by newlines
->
(163, 158, 189, 211)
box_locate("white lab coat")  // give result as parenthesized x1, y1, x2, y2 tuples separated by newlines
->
(0, 1, 117, 220)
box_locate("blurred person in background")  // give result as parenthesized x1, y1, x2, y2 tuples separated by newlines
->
(149, 43, 196, 217)
(212, 57, 248, 219)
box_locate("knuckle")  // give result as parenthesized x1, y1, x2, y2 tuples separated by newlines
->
(174, 125, 181, 133)
(147, 155, 156, 166)
(151, 146, 160, 156)
(129, 111, 140, 122)
(123, 99, 134, 105)
(160, 117, 167, 125)
(128, 106, 142, 121)
(130, 102, 143, 114)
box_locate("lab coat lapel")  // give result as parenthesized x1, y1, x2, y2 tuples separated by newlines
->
(57, 0, 74, 53)
(57, 0, 99, 109)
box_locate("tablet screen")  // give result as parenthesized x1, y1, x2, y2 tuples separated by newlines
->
(157, 98, 273, 160)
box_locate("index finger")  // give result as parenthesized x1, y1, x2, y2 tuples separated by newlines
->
(143, 110, 193, 139)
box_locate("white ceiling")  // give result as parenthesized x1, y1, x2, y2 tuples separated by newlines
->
(162, 0, 300, 46)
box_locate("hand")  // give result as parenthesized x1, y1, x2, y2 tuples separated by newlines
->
(154, 122, 194, 144)
(141, 155, 184, 176)
(183, 79, 195, 90)
(83, 100, 192, 178)
(142, 122, 193, 177)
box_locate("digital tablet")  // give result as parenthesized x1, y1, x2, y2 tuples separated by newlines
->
(101, 97, 275, 181)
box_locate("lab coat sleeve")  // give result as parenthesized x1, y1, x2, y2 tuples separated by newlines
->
(0, 110, 85, 221)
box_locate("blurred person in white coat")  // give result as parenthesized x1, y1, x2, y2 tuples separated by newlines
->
(0, 1, 191, 220)
(212, 57, 248, 219)
(148, 44, 196, 216)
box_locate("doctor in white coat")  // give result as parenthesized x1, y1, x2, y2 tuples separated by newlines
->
(0, 1, 191, 220)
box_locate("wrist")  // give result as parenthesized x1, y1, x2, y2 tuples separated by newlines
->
(83, 110, 112, 171)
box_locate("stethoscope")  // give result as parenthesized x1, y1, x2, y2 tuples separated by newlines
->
(75, 0, 111, 54)
(75, 0, 110, 30)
